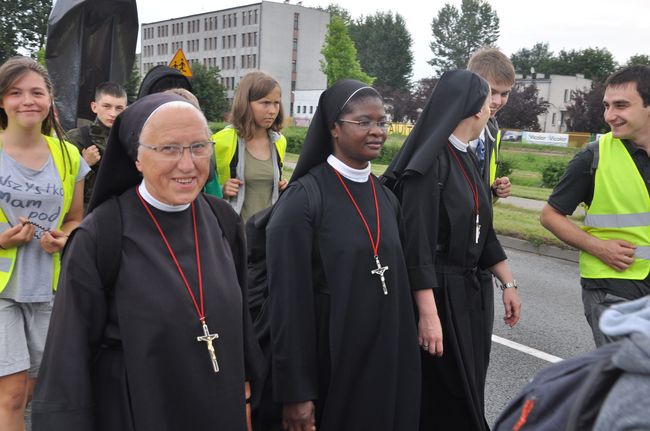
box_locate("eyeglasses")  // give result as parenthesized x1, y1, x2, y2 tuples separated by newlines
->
(139, 141, 214, 161)
(337, 119, 392, 131)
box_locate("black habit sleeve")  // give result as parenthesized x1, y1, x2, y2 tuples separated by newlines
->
(31, 224, 108, 430)
(478, 222, 507, 270)
(266, 184, 320, 403)
(399, 166, 441, 290)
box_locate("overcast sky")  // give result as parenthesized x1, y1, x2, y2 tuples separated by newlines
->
(136, 0, 649, 80)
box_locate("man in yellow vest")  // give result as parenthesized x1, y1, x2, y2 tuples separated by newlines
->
(467, 47, 514, 200)
(541, 65, 650, 346)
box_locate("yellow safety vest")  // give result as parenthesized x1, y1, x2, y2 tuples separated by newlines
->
(580, 133, 650, 279)
(0, 135, 81, 293)
(211, 127, 287, 186)
(489, 130, 501, 186)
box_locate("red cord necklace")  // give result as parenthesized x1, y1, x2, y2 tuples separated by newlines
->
(331, 167, 389, 295)
(447, 143, 481, 244)
(136, 188, 220, 373)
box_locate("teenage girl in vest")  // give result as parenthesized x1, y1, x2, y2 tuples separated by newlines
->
(0, 56, 88, 430)
(210, 71, 288, 221)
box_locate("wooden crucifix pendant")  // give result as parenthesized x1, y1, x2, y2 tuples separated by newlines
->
(197, 320, 220, 373)
(371, 255, 389, 295)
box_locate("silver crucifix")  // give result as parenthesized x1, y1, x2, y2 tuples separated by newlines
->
(197, 320, 220, 373)
(371, 255, 389, 295)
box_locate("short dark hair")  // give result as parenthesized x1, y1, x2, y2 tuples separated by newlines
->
(605, 65, 650, 107)
(95, 81, 127, 101)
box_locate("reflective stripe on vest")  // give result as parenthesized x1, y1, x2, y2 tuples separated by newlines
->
(579, 133, 650, 280)
(637, 247, 650, 260)
(584, 212, 650, 228)
(0, 135, 81, 293)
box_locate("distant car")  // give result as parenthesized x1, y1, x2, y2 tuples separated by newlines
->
(501, 131, 522, 142)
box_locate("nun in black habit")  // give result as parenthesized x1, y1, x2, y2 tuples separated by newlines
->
(31, 93, 263, 431)
(266, 80, 421, 430)
(383, 70, 522, 431)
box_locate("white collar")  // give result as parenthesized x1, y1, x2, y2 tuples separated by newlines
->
(448, 134, 469, 152)
(138, 181, 191, 212)
(327, 155, 371, 183)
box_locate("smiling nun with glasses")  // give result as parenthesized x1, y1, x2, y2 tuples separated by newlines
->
(32, 93, 263, 431)
(265, 80, 420, 431)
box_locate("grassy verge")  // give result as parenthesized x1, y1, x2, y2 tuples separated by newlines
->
(510, 184, 552, 201)
(493, 203, 582, 248)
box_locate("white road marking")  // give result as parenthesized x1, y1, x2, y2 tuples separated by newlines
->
(492, 334, 563, 363)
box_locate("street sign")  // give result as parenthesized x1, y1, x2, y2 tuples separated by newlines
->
(169, 49, 192, 78)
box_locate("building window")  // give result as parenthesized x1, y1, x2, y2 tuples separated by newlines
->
(564, 89, 570, 103)
(294, 13, 299, 30)
(252, 54, 257, 68)
(233, 34, 237, 47)
(254, 9, 258, 24)
(551, 113, 556, 125)
(310, 106, 314, 114)
(293, 38, 298, 50)
(253, 32, 257, 46)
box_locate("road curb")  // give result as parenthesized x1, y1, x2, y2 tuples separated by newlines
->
(497, 235, 579, 263)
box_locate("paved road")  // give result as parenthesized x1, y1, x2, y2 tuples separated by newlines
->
(484, 247, 594, 426)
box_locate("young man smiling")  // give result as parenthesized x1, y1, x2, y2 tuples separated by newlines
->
(541, 65, 650, 346)
(467, 48, 515, 199)
(67, 82, 127, 207)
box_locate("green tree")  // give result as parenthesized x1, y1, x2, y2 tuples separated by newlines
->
(320, 15, 374, 86)
(428, 0, 500, 74)
(0, 0, 52, 62)
(510, 42, 554, 76)
(496, 84, 549, 131)
(545, 48, 617, 82)
(190, 63, 228, 121)
(566, 82, 608, 133)
(349, 12, 413, 92)
(626, 54, 650, 66)
(125, 61, 141, 104)
(406, 77, 438, 123)
(325, 4, 352, 25)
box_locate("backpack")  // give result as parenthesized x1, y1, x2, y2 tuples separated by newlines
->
(246, 173, 321, 323)
(493, 340, 625, 431)
(243, 173, 321, 430)
(380, 147, 450, 197)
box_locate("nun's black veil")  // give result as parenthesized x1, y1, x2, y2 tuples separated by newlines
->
(382, 69, 489, 186)
(290, 79, 380, 182)
(87, 93, 191, 213)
